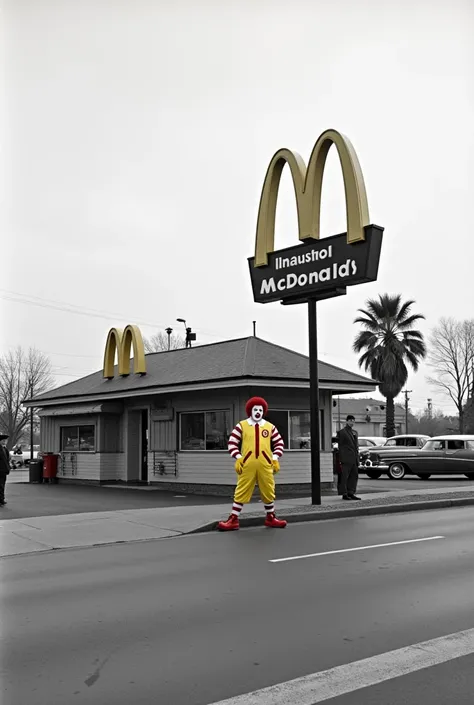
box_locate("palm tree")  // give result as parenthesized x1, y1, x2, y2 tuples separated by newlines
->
(353, 294, 426, 437)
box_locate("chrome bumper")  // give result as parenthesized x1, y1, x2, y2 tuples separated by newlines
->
(359, 459, 389, 472)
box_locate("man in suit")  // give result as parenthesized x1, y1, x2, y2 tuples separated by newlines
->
(336, 415, 361, 501)
(0, 434, 11, 507)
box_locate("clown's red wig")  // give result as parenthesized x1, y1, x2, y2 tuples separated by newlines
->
(245, 396, 268, 417)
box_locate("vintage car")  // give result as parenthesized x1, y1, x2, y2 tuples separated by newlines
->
(359, 436, 387, 447)
(331, 436, 385, 451)
(359, 435, 474, 480)
(9, 446, 42, 468)
(368, 434, 430, 451)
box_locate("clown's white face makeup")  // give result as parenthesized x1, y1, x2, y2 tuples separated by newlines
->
(251, 405, 264, 422)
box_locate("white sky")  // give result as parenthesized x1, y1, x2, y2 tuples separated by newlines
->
(1, 0, 473, 414)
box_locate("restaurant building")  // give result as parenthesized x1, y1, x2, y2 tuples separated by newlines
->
(25, 332, 376, 495)
(332, 397, 405, 437)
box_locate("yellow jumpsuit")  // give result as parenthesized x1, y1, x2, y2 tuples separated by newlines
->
(234, 420, 276, 505)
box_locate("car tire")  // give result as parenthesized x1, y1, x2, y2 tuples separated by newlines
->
(388, 463, 406, 480)
(464, 473, 474, 480)
(366, 471, 382, 479)
(417, 474, 431, 480)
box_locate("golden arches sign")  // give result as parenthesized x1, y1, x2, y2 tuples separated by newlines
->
(103, 324, 146, 379)
(254, 128, 370, 267)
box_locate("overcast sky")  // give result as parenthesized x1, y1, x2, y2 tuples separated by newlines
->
(1, 0, 473, 414)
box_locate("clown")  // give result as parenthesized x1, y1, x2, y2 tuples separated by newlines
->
(217, 396, 287, 531)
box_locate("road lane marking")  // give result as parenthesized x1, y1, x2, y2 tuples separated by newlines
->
(269, 536, 445, 563)
(205, 627, 474, 705)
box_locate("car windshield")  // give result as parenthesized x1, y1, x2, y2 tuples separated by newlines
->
(422, 440, 445, 451)
(384, 438, 411, 446)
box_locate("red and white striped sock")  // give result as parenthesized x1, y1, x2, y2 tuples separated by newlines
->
(231, 502, 243, 517)
(264, 502, 275, 515)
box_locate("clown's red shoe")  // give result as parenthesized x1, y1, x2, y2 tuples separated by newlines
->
(264, 513, 287, 528)
(217, 514, 240, 531)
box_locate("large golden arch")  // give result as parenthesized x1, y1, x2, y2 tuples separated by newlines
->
(254, 129, 370, 267)
(120, 324, 146, 376)
(103, 327, 123, 379)
(102, 325, 146, 379)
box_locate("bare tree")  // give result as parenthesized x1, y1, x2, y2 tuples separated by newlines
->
(465, 368, 474, 433)
(143, 331, 185, 353)
(426, 318, 474, 432)
(408, 407, 461, 437)
(0, 347, 54, 448)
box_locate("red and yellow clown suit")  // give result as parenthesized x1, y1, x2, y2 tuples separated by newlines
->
(217, 396, 287, 531)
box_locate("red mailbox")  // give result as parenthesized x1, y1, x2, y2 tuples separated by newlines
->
(43, 454, 59, 480)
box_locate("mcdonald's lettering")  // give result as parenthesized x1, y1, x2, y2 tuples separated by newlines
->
(248, 128, 384, 305)
(260, 259, 359, 297)
(103, 324, 146, 379)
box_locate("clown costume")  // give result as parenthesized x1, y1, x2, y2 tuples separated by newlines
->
(217, 396, 287, 531)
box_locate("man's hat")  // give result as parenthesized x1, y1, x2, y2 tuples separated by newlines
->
(245, 396, 268, 417)
(0, 434, 9, 441)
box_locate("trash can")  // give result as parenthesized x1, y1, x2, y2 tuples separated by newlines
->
(29, 459, 44, 483)
(43, 453, 59, 483)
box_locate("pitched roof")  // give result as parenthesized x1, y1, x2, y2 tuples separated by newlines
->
(29, 336, 376, 405)
(334, 397, 405, 413)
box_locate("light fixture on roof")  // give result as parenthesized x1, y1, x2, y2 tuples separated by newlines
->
(177, 318, 196, 349)
(165, 327, 173, 351)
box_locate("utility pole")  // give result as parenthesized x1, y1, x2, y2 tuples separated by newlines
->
(165, 327, 173, 351)
(253, 321, 257, 337)
(403, 390, 412, 433)
(30, 406, 34, 462)
(427, 398, 433, 420)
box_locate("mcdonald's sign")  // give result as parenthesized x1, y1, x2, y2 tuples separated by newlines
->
(103, 325, 146, 379)
(248, 129, 384, 305)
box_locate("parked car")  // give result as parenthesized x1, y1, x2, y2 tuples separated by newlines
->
(370, 434, 430, 450)
(359, 436, 387, 446)
(333, 434, 425, 452)
(332, 436, 380, 450)
(9, 446, 42, 468)
(359, 435, 474, 480)
(358, 437, 385, 448)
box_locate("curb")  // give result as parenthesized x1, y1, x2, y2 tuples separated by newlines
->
(188, 496, 474, 534)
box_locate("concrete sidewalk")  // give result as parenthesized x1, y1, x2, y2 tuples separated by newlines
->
(2, 484, 474, 558)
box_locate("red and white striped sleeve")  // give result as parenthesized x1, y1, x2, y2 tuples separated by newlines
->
(271, 425, 284, 458)
(228, 423, 243, 459)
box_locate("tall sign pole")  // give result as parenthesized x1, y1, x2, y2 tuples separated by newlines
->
(404, 389, 412, 433)
(308, 298, 321, 504)
(30, 406, 34, 463)
(248, 128, 384, 505)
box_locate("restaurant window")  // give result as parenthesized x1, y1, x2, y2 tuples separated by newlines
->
(267, 409, 326, 451)
(180, 411, 231, 450)
(265, 410, 289, 448)
(60, 425, 95, 452)
(289, 411, 310, 449)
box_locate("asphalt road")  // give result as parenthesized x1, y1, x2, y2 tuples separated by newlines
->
(3, 505, 474, 704)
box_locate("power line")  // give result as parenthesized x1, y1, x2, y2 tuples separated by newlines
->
(0, 288, 228, 339)
(41, 349, 101, 359)
(0, 290, 170, 329)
